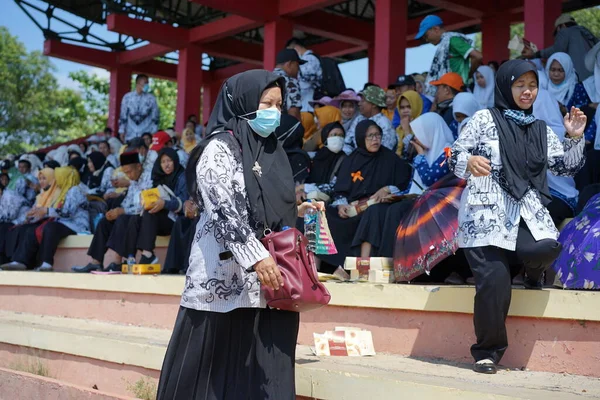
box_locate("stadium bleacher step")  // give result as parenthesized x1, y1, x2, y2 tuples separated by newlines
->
(0, 310, 599, 400)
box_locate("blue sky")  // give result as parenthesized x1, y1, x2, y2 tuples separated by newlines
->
(2, 1, 438, 90)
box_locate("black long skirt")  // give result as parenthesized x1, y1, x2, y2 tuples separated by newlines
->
(157, 306, 299, 400)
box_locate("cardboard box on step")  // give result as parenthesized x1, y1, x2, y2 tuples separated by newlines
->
(313, 327, 375, 357)
(344, 257, 393, 271)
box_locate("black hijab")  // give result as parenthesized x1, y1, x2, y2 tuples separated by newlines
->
(489, 60, 551, 205)
(153, 148, 184, 190)
(186, 70, 297, 236)
(307, 122, 346, 184)
(334, 120, 411, 203)
(276, 114, 311, 183)
(86, 152, 108, 189)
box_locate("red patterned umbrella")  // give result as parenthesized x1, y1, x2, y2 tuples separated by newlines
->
(393, 174, 466, 282)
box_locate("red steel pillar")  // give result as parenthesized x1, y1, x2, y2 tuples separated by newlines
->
(263, 19, 294, 71)
(373, 0, 407, 87)
(176, 44, 203, 133)
(108, 66, 132, 134)
(368, 45, 375, 83)
(482, 13, 511, 63)
(524, 0, 562, 51)
(202, 79, 224, 129)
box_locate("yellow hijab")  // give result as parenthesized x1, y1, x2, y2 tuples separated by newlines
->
(182, 128, 197, 153)
(301, 112, 317, 142)
(36, 168, 59, 208)
(53, 166, 80, 208)
(313, 106, 342, 148)
(395, 90, 424, 156)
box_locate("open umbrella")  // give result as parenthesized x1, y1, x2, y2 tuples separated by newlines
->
(552, 193, 600, 289)
(393, 174, 466, 282)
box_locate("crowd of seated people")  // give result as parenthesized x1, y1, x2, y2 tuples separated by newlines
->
(1, 13, 600, 290)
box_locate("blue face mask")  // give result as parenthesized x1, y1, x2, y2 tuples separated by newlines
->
(242, 108, 281, 137)
(143, 83, 150, 93)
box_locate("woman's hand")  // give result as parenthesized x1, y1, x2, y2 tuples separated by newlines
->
(27, 207, 47, 220)
(254, 256, 284, 290)
(411, 140, 427, 155)
(337, 205, 351, 219)
(149, 198, 166, 214)
(467, 156, 491, 177)
(563, 107, 587, 138)
(371, 186, 391, 203)
(298, 201, 324, 218)
(184, 200, 198, 219)
(400, 117, 411, 134)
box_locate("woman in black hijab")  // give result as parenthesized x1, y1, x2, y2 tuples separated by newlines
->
(86, 152, 114, 196)
(134, 147, 186, 265)
(449, 60, 587, 374)
(158, 70, 322, 400)
(275, 113, 311, 184)
(317, 119, 411, 270)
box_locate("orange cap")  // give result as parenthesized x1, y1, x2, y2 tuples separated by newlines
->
(430, 72, 465, 92)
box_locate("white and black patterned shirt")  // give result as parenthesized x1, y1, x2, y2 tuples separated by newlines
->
(181, 137, 270, 313)
(299, 50, 322, 112)
(450, 109, 585, 251)
(273, 68, 302, 113)
(118, 91, 160, 142)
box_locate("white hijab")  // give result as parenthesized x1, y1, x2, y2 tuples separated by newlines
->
(408, 113, 455, 194)
(473, 66, 495, 108)
(453, 92, 482, 134)
(533, 88, 579, 200)
(546, 52, 579, 105)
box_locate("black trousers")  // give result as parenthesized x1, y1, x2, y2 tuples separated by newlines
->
(5, 222, 43, 263)
(546, 196, 574, 227)
(88, 214, 141, 262)
(163, 216, 198, 274)
(137, 210, 174, 253)
(13, 221, 74, 267)
(463, 222, 562, 364)
(576, 183, 600, 214)
(0, 222, 14, 264)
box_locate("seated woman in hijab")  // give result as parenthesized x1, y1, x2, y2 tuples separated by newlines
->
(304, 105, 342, 152)
(68, 156, 90, 184)
(473, 65, 495, 108)
(449, 60, 585, 374)
(534, 88, 580, 226)
(453, 92, 482, 135)
(357, 113, 455, 259)
(181, 127, 197, 154)
(546, 52, 597, 143)
(132, 148, 187, 265)
(296, 122, 347, 202)
(3, 167, 88, 272)
(317, 120, 411, 271)
(0, 185, 31, 265)
(86, 151, 115, 197)
(331, 89, 361, 133)
(1, 167, 82, 271)
(275, 114, 310, 184)
(395, 90, 424, 159)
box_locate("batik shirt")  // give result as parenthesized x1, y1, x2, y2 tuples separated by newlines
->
(343, 113, 398, 155)
(299, 51, 322, 112)
(49, 184, 90, 233)
(273, 68, 302, 113)
(182, 137, 270, 313)
(450, 109, 585, 251)
(118, 91, 160, 142)
(121, 172, 153, 215)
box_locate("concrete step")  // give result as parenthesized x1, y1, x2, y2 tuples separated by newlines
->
(1, 272, 600, 377)
(0, 310, 599, 400)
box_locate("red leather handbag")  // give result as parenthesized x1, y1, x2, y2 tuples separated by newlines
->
(260, 228, 331, 312)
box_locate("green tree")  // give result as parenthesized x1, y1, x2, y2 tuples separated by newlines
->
(0, 26, 90, 155)
(69, 70, 178, 131)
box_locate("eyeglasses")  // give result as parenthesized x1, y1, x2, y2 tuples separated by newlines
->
(366, 134, 382, 141)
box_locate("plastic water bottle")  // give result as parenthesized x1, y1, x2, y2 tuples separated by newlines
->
(127, 255, 136, 274)
(304, 204, 318, 253)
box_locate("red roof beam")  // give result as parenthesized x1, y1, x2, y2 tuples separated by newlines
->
(135, 60, 177, 81)
(44, 39, 117, 69)
(279, 0, 345, 17)
(188, 15, 262, 43)
(405, 11, 480, 40)
(118, 44, 172, 65)
(209, 63, 256, 81)
(187, 0, 279, 22)
(293, 11, 374, 45)
(107, 14, 187, 48)
(416, 0, 484, 18)
(203, 39, 264, 65)
(311, 41, 367, 58)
